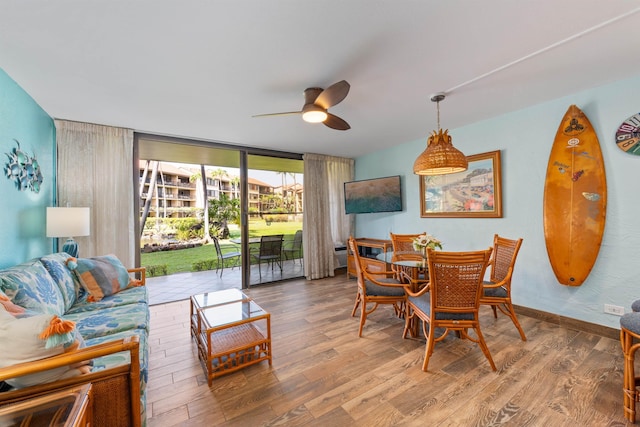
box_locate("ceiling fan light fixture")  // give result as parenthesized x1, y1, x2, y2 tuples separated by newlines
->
(413, 93, 468, 176)
(302, 104, 328, 123)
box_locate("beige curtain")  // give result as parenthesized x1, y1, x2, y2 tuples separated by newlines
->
(303, 153, 354, 280)
(54, 120, 135, 267)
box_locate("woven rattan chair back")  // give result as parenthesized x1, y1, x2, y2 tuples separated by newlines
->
(489, 234, 522, 285)
(429, 249, 490, 314)
(390, 232, 425, 261)
(403, 247, 495, 372)
(480, 234, 526, 340)
(348, 237, 368, 297)
(389, 232, 426, 284)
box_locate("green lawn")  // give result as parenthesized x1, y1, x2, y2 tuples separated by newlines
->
(229, 219, 302, 238)
(141, 244, 217, 275)
(141, 220, 301, 276)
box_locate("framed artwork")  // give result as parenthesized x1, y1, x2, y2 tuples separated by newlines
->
(419, 150, 502, 218)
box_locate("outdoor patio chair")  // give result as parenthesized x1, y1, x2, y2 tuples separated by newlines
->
(213, 236, 241, 276)
(282, 230, 303, 265)
(251, 234, 284, 280)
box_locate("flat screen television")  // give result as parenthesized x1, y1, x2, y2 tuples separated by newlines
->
(344, 175, 403, 214)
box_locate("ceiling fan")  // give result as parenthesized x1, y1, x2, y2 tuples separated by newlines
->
(253, 80, 351, 130)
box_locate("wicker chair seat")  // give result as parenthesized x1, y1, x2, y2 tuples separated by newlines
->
(622, 313, 640, 334)
(365, 279, 406, 297)
(408, 294, 474, 321)
(482, 282, 507, 298)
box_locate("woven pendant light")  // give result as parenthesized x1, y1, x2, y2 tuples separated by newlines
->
(413, 93, 468, 176)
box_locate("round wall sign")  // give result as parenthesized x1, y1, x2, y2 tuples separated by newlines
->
(615, 113, 640, 155)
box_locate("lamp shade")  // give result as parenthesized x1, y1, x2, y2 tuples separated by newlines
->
(413, 129, 468, 175)
(46, 207, 90, 238)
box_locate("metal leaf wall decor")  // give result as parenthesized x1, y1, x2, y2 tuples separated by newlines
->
(4, 139, 43, 193)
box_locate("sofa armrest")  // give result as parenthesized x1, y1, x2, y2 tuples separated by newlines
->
(0, 337, 142, 427)
(128, 267, 146, 286)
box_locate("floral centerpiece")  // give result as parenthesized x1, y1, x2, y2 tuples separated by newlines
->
(412, 233, 442, 257)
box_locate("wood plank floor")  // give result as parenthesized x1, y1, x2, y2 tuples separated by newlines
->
(146, 271, 628, 426)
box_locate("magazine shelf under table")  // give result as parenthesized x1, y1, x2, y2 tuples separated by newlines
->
(194, 297, 272, 385)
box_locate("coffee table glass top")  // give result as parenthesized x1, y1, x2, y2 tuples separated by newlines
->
(376, 251, 426, 268)
(0, 384, 90, 426)
(192, 288, 248, 309)
(200, 300, 268, 329)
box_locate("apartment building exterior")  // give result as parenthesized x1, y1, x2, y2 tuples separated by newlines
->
(138, 160, 287, 218)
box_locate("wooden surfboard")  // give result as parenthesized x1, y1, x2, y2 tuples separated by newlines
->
(543, 105, 606, 286)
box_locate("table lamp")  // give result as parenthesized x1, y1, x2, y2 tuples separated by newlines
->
(46, 207, 90, 257)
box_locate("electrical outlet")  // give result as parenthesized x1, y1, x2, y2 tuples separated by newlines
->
(604, 304, 625, 316)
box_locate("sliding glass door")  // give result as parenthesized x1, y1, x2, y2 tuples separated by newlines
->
(245, 154, 303, 285)
(135, 134, 303, 291)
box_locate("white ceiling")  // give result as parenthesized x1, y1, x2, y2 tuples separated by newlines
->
(1, 1, 640, 158)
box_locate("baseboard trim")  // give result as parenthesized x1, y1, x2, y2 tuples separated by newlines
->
(513, 304, 619, 341)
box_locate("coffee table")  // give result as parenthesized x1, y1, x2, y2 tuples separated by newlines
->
(190, 288, 250, 338)
(190, 289, 272, 385)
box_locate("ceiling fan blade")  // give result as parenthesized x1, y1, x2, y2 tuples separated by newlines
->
(252, 111, 301, 118)
(324, 113, 350, 131)
(315, 80, 350, 109)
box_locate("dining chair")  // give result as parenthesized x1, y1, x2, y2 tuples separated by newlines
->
(403, 247, 495, 372)
(479, 234, 526, 341)
(251, 234, 284, 280)
(620, 312, 640, 423)
(212, 236, 241, 277)
(389, 232, 427, 285)
(348, 237, 406, 337)
(282, 230, 303, 265)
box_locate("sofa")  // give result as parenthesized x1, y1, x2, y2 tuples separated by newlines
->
(0, 252, 148, 427)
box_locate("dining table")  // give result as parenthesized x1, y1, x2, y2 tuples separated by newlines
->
(377, 251, 429, 338)
(376, 252, 429, 292)
(230, 237, 262, 245)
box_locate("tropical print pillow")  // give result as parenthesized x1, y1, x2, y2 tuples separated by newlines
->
(67, 255, 133, 302)
(0, 259, 65, 315)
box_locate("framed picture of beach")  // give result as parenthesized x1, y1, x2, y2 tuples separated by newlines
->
(419, 150, 502, 218)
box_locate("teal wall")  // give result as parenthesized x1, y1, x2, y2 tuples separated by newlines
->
(0, 69, 55, 267)
(355, 74, 640, 329)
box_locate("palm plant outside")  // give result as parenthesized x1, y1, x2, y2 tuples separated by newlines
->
(189, 165, 212, 242)
(209, 193, 240, 239)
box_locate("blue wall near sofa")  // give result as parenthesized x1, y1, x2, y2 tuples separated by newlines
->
(0, 69, 55, 268)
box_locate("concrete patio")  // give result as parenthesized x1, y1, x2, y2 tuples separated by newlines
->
(146, 258, 305, 305)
